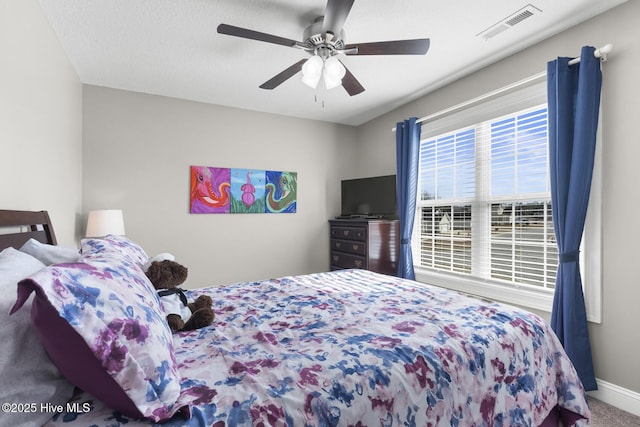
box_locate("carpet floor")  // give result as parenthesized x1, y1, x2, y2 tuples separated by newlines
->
(590, 397, 640, 426)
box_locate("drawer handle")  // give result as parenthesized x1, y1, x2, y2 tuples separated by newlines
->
(333, 255, 339, 262)
(343, 230, 349, 236)
(335, 242, 342, 248)
(352, 244, 359, 251)
(354, 260, 363, 268)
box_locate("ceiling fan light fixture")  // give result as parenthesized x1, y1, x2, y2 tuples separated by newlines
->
(301, 55, 323, 88)
(323, 72, 342, 90)
(302, 73, 321, 89)
(324, 56, 345, 79)
(322, 56, 346, 90)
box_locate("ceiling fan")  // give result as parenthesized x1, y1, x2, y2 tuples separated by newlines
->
(217, 0, 430, 96)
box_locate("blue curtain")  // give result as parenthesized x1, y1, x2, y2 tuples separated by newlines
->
(547, 46, 601, 391)
(395, 117, 421, 279)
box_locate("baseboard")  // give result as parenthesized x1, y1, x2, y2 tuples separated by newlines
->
(587, 378, 640, 417)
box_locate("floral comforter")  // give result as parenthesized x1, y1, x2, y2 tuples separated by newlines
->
(45, 269, 589, 427)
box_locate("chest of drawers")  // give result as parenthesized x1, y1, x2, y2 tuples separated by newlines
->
(329, 219, 399, 276)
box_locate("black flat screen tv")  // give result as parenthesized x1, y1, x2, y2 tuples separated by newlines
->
(340, 175, 397, 219)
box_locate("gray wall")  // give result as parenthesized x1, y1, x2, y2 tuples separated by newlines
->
(355, 0, 640, 397)
(82, 86, 357, 287)
(0, 0, 82, 245)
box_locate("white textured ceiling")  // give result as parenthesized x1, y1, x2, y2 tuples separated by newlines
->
(38, 0, 625, 126)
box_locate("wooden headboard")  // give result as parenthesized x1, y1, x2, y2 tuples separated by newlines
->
(0, 209, 57, 250)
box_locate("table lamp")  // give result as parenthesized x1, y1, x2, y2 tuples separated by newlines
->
(85, 209, 125, 237)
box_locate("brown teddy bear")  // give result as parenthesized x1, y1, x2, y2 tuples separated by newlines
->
(143, 253, 214, 333)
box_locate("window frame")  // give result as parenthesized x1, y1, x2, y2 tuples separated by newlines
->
(411, 76, 602, 323)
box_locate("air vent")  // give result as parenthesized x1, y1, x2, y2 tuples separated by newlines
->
(477, 4, 542, 40)
(505, 9, 534, 26)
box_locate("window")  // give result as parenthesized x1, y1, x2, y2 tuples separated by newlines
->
(412, 77, 601, 322)
(417, 105, 556, 287)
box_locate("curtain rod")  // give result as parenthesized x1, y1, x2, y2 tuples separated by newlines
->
(568, 43, 612, 65)
(392, 43, 613, 132)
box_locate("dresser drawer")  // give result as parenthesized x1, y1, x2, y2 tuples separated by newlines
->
(330, 239, 366, 256)
(330, 226, 366, 241)
(330, 251, 367, 269)
(329, 219, 399, 276)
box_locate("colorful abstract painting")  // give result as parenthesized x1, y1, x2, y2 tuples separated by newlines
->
(265, 171, 297, 213)
(190, 166, 231, 213)
(190, 166, 296, 214)
(230, 169, 265, 213)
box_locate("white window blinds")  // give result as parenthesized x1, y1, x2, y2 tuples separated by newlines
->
(415, 80, 557, 290)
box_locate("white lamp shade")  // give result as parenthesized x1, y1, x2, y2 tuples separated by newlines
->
(302, 73, 322, 89)
(86, 210, 125, 237)
(324, 56, 346, 80)
(323, 72, 343, 89)
(323, 56, 346, 89)
(301, 55, 323, 88)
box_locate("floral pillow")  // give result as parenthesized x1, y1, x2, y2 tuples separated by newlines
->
(10, 239, 187, 421)
(80, 234, 149, 266)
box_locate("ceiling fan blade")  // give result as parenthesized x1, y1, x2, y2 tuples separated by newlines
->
(339, 61, 365, 96)
(345, 38, 430, 55)
(259, 59, 307, 90)
(217, 23, 303, 48)
(322, 0, 355, 36)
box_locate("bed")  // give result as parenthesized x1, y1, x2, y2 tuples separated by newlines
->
(0, 209, 590, 427)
